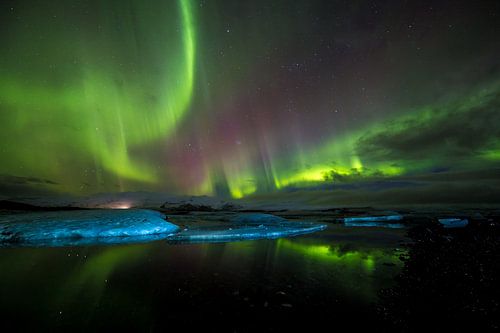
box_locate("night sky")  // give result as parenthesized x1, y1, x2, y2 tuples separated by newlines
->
(1, 0, 499, 203)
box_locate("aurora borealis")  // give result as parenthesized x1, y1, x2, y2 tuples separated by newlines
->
(1, 0, 499, 202)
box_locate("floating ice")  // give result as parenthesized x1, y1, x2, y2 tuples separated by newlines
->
(0, 211, 327, 247)
(343, 215, 403, 223)
(0, 209, 179, 247)
(438, 218, 469, 228)
(168, 213, 327, 243)
(343, 221, 405, 228)
(343, 215, 405, 228)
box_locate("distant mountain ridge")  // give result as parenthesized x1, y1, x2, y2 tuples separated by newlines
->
(0, 200, 84, 211)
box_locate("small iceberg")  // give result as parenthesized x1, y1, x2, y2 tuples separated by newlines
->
(0, 209, 179, 247)
(438, 218, 468, 228)
(344, 221, 405, 228)
(343, 215, 403, 223)
(343, 215, 405, 228)
(168, 213, 327, 244)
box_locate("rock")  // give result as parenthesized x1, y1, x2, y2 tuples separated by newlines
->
(219, 202, 243, 211)
(160, 196, 244, 212)
(161, 203, 216, 212)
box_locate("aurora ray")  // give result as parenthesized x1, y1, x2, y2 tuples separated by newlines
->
(0, 0, 499, 204)
(0, 0, 196, 190)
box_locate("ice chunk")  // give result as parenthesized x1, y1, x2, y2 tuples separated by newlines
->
(342, 215, 405, 228)
(438, 218, 468, 228)
(344, 221, 405, 228)
(167, 224, 327, 243)
(343, 215, 403, 223)
(0, 210, 327, 247)
(169, 213, 327, 243)
(0, 209, 179, 247)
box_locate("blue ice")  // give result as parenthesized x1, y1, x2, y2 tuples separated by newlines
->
(342, 215, 405, 228)
(343, 221, 405, 228)
(438, 218, 468, 228)
(0, 210, 327, 247)
(343, 215, 403, 223)
(168, 213, 327, 243)
(0, 209, 179, 247)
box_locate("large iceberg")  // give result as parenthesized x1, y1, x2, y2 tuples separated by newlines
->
(0, 209, 179, 247)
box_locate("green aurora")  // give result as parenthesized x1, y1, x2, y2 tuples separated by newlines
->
(1, 0, 195, 189)
(0, 0, 499, 203)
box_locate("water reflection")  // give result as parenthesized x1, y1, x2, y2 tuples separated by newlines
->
(60, 245, 149, 306)
(0, 227, 406, 330)
(275, 238, 403, 301)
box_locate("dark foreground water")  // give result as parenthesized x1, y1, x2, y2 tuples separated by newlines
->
(0, 221, 405, 331)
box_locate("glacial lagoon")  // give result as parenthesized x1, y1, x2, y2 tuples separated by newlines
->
(0, 209, 405, 330)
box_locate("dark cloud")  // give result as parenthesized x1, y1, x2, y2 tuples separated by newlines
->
(0, 175, 59, 198)
(356, 89, 500, 163)
(399, 168, 500, 183)
(259, 177, 500, 208)
(271, 166, 500, 207)
(322, 167, 386, 183)
(296, 170, 500, 193)
(0, 175, 58, 186)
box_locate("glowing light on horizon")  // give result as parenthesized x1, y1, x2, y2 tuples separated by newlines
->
(106, 202, 133, 209)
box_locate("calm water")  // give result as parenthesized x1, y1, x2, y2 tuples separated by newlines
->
(0, 222, 406, 331)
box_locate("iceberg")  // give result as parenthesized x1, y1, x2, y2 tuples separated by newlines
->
(343, 221, 405, 228)
(438, 218, 468, 228)
(0, 209, 179, 247)
(0, 211, 327, 247)
(343, 215, 405, 228)
(168, 213, 327, 243)
(343, 215, 403, 223)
